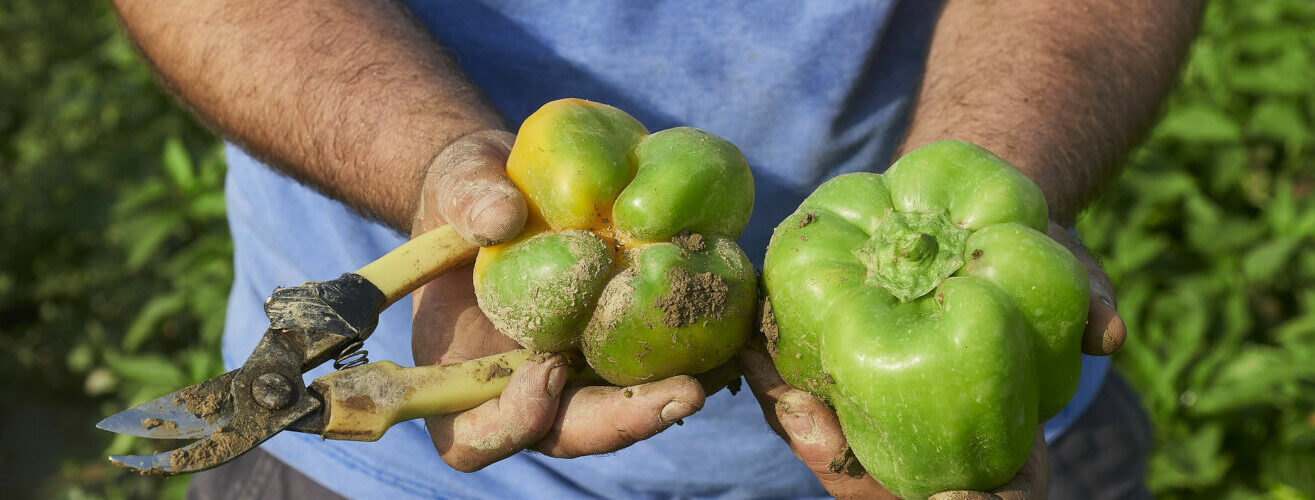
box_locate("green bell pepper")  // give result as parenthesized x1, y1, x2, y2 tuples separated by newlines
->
(762, 140, 1089, 499)
(473, 99, 757, 386)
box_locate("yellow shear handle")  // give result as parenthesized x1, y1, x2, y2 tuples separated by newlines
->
(311, 350, 602, 441)
(354, 225, 478, 306)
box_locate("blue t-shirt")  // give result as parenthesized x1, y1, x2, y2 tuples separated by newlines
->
(221, 2, 1109, 498)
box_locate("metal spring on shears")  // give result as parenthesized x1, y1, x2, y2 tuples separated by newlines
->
(333, 340, 369, 370)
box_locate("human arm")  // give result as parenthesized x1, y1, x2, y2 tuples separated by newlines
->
(753, 0, 1202, 497)
(112, 0, 702, 471)
(111, 0, 516, 235)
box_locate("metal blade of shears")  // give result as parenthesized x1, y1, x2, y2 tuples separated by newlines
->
(106, 396, 322, 475)
(96, 370, 239, 440)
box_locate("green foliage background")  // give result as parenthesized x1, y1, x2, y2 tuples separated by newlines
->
(0, 0, 1310, 498)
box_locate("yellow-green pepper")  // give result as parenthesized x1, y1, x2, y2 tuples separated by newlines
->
(474, 99, 757, 385)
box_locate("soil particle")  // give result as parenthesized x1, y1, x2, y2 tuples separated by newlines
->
(726, 377, 742, 396)
(672, 231, 706, 257)
(591, 270, 636, 333)
(826, 447, 867, 478)
(797, 212, 817, 228)
(174, 385, 230, 423)
(141, 417, 177, 431)
(653, 267, 728, 328)
(482, 362, 514, 382)
(760, 298, 780, 358)
(823, 372, 836, 385)
(169, 424, 250, 472)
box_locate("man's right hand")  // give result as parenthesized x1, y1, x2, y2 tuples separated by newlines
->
(408, 130, 708, 472)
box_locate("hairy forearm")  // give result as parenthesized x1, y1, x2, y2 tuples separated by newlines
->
(899, 0, 1202, 223)
(113, 0, 505, 231)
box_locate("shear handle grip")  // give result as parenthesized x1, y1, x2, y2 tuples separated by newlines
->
(310, 350, 598, 441)
(354, 224, 479, 306)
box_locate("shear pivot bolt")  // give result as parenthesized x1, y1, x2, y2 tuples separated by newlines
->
(252, 373, 296, 410)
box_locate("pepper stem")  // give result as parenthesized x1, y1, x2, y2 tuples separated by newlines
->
(853, 211, 968, 302)
(903, 233, 938, 263)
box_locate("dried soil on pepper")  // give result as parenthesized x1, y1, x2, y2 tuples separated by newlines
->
(653, 267, 728, 328)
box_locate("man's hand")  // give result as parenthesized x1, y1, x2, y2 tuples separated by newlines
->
(1047, 222, 1125, 356)
(740, 225, 1123, 499)
(741, 337, 1052, 500)
(408, 131, 706, 472)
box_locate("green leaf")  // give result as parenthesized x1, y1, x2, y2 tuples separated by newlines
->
(120, 212, 183, 270)
(103, 353, 186, 388)
(1155, 105, 1244, 143)
(1229, 49, 1315, 96)
(1147, 423, 1231, 490)
(121, 294, 186, 351)
(1242, 237, 1300, 283)
(188, 191, 226, 219)
(161, 136, 196, 191)
(1191, 346, 1315, 415)
(1248, 98, 1311, 147)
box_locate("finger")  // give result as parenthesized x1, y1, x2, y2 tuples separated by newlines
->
(738, 338, 793, 436)
(773, 390, 896, 500)
(534, 375, 705, 458)
(416, 129, 526, 245)
(988, 427, 1048, 500)
(1045, 223, 1125, 356)
(410, 263, 522, 366)
(424, 353, 568, 472)
(1082, 294, 1126, 355)
(931, 427, 1048, 500)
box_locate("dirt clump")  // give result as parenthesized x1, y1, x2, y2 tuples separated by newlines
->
(482, 362, 514, 382)
(797, 212, 817, 228)
(672, 231, 706, 256)
(826, 447, 866, 478)
(653, 267, 728, 328)
(141, 417, 177, 431)
(760, 298, 780, 358)
(168, 424, 251, 472)
(175, 385, 230, 423)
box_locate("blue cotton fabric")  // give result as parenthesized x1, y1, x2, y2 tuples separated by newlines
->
(221, 1, 1109, 497)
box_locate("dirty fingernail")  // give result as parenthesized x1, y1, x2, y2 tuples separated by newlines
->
(1103, 315, 1127, 353)
(545, 363, 567, 399)
(780, 410, 817, 443)
(468, 191, 524, 245)
(660, 400, 697, 425)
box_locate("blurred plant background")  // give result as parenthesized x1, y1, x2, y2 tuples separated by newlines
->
(0, 0, 1311, 498)
(1, 1, 230, 498)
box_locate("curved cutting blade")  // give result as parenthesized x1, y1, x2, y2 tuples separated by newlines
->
(96, 370, 238, 440)
(105, 385, 322, 476)
(106, 396, 321, 475)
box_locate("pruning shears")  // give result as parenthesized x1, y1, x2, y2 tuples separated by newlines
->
(96, 225, 583, 475)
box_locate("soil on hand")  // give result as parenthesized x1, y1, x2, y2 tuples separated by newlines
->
(653, 267, 728, 328)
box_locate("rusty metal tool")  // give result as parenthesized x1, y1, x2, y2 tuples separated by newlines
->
(95, 225, 578, 475)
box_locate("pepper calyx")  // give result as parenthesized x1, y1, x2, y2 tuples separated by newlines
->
(853, 210, 968, 302)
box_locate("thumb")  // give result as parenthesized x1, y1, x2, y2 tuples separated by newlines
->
(414, 130, 526, 245)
